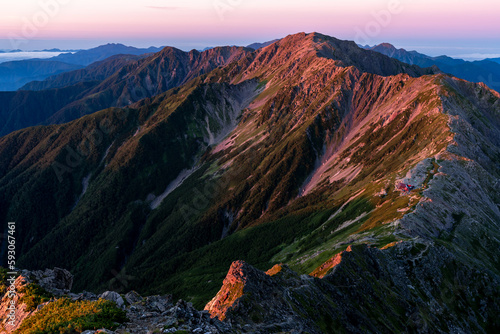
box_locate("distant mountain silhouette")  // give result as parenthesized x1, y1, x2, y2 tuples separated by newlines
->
(20, 54, 144, 91)
(48, 43, 163, 66)
(0, 46, 252, 136)
(367, 43, 500, 92)
(0, 60, 82, 91)
(246, 39, 280, 50)
(0, 44, 164, 91)
(486, 57, 500, 65)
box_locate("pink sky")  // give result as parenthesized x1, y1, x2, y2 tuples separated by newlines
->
(1, 0, 499, 56)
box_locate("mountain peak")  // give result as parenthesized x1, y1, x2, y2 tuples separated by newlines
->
(241, 31, 436, 81)
(377, 42, 397, 50)
(272, 31, 345, 49)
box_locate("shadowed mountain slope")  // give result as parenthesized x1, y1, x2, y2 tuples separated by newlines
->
(0, 44, 163, 92)
(0, 60, 82, 91)
(20, 54, 144, 91)
(0, 32, 499, 333)
(0, 46, 252, 136)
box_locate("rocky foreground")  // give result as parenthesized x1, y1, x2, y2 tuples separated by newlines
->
(0, 268, 231, 334)
(2, 239, 500, 334)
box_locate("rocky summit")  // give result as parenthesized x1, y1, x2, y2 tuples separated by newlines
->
(0, 32, 499, 333)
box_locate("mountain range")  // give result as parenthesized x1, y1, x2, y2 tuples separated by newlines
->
(0, 32, 499, 333)
(1, 40, 498, 138)
(0, 44, 163, 92)
(246, 39, 280, 50)
(367, 42, 500, 93)
(46, 43, 164, 66)
(0, 46, 251, 136)
(0, 60, 83, 91)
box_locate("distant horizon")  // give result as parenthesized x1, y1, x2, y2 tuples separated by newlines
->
(0, 34, 499, 62)
(1, 0, 499, 60)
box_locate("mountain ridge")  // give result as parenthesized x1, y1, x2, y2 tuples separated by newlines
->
(43, 43, 164, 66)
(0, 45, 253, 136)
(0, 44, 164, 92)
(367, 42, 500, 93)
(0, 60, 82, 91)
(0, 32, 499, 333)
(19, 54, 145, 91)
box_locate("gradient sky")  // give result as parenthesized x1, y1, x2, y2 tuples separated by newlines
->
(1, 0, 499, 58)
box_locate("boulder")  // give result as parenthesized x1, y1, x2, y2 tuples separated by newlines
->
(98, 291, 125, 309)
(124, 290, 143, 305)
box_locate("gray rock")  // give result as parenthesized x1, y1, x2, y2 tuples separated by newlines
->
(124, 290, 142, 305)
(22, 267, 73, 296)
(99, 291, 125, 309)
(95, 330, 115, 334)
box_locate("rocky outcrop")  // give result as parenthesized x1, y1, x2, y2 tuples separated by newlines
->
(206, 261, 324, 333)
(204, 260, 325, 328)
(204, 261, 250, 320)
(115, 296, 231, 334)
(0, 268, 72, 333)
(22, 267, 73, 296)
(207, 243, 500, 333)
(0, 268, 231, 334)
(265, 263, 284, 276)
(98, 291, 125, 309)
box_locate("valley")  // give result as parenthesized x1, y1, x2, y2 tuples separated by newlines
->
(0, 32, 499, 333)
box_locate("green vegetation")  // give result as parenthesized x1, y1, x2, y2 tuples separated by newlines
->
(1, 66, 438, 309)
(256, 79, 268, 90)
(15, 298, 127, 334)
(131, 209, 336, 308)
(20, 283, 54, 311)
(1, 37, 490, 321)
(0, 267, 8, 296)
(278, 198, 373, 274)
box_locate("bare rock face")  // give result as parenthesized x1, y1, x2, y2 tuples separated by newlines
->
(206, 243, 500, 333)
(123, 291, 142, 305)
(113, 296, 231, 334)
(22, 267, 73, 296)
(265, 263, 284, 276)
(204, 260, 271, 321)
(205, 260, 324, 333)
